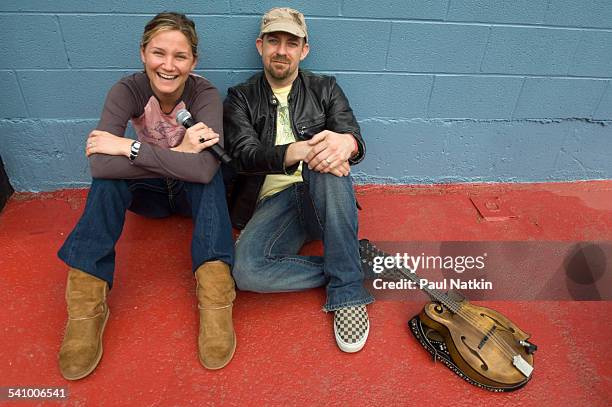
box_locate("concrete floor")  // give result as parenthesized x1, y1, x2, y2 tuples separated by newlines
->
(1, 181, 610, 406)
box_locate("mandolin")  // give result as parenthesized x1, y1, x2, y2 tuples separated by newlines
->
(359, 239, 537, 392)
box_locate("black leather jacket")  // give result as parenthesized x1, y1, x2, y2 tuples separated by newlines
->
(223, 70, 365, 229)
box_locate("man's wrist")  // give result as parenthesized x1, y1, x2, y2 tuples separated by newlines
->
(285, 141, 307, 165)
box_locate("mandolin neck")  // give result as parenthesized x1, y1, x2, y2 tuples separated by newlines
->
(360, 240, 463, 312)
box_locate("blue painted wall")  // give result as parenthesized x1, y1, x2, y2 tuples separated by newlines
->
(0, 0, 610, 191)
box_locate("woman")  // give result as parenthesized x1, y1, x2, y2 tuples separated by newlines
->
(57, 12, 235, 380)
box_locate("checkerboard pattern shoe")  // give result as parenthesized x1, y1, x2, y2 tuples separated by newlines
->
(334, 305, 369, 353)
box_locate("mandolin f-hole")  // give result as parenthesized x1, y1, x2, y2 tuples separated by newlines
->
(481, 313, 515, 333)
(461, 335, 488, 371)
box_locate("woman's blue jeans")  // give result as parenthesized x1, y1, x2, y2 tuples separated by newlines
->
(232, 167, 374, 311)
(58, 171, 234, 288)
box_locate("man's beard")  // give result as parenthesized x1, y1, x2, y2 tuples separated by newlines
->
(266, 57, 294, 81)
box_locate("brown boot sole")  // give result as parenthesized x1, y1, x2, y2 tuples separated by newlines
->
(199, 332, 236, 370)
(61, 309, 109, 381)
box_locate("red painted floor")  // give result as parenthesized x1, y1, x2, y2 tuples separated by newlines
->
(1, 181, 611, 406)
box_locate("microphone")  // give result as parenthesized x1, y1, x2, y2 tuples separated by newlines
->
(176, 109, 232, 164)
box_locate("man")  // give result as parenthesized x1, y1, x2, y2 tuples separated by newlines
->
(223, 7, 374, 352)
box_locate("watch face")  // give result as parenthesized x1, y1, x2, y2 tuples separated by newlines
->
(129, 141, 141, 161)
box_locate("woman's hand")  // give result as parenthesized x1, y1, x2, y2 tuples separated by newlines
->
(172, 122, 220, 154)
(86, 130, 133, 157)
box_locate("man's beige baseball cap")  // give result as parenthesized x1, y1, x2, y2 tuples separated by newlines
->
(259, 7, 308, 42)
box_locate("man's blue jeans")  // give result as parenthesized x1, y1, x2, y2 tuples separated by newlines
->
(232, 167, 374, 311)
(58, 171, 234, 288)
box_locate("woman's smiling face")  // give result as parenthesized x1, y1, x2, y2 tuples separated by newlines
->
(140, 29, 197, 104)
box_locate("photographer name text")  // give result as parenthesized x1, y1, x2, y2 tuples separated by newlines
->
(372, 278, 492, 291)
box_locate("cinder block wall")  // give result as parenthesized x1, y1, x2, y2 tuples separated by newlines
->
(1, 0, 611, 191)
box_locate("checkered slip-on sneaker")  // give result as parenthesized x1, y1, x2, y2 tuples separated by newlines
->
(333, 305, 370, 353)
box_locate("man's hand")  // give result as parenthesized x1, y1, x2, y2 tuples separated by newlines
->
(85, 130, 133, 157)
(304, 130, 356, 175)
(284, 134, 353, 177)
(305, 131, 355, 171)
(172, 122, 220, 153)
(328, 161, 350, 177)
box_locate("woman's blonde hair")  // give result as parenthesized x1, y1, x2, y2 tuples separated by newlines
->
(141, 12, 198, 58)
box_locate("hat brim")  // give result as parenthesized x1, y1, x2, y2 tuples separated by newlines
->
(260, 22, 306, 38)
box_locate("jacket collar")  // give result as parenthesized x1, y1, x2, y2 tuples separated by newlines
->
(259, 70, 304, 106)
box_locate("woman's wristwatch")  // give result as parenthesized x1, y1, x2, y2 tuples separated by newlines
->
(129, 140, 141, 162)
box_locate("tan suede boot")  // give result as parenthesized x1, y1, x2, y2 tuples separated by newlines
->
(58, 268, 109, 380)
(195, 261, 236, 370)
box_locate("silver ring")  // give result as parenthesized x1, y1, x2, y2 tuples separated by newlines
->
(325, 158, 332, 164)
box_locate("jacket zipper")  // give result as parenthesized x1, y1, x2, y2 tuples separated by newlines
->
(287, 93, 306, 140)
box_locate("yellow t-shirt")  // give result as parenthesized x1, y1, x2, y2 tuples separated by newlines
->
(258, 85, 303, 201)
